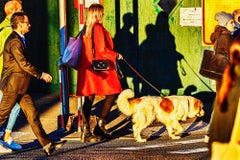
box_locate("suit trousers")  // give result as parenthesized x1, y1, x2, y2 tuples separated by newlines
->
(0, 91, 21, 132)
(0, 92, 51, 147)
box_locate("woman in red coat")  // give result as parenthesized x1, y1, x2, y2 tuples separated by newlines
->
(76, 3, 122, 142)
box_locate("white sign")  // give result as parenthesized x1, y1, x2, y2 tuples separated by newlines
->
(85, 0, 100, 8)
(180, 8, 202, 26)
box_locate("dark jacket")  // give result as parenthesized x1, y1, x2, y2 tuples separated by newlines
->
(0, 31, 42, 94)
(208, 65, 240, 153)
(210, 25, 233, 60)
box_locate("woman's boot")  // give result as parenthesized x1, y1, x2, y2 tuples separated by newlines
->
(96, 118, 114, 139)
(81, 125, 101, 142)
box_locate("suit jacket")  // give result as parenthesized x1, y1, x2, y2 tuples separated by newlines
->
(0, 31, 42, 94)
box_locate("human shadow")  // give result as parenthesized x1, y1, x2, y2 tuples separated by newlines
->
(139, 11, 183, 96)
(113, 13, 138, 94)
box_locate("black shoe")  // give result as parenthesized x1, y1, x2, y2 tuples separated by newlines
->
(44, 140, 66, 156)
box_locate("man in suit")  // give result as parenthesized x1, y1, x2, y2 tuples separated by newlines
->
(0, 12, 66, 155)
(0, 0, 23, 152)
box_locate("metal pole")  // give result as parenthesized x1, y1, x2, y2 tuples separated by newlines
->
(133, 0, 139, 95)
(59, 0, 69, 130)
(77, 0, 85, 132)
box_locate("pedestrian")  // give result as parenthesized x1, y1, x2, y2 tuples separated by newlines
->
(204, 11, 235, 144)
(0, 12, 66, 155)
(0, 0, 23, 152)
(210, 11, 234, 94)
(232, 9, 240, 37)
(76, 3, 123, 142)
(208, 35, 240, 154)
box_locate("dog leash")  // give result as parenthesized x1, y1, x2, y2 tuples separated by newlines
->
(122, 58, 166, 97)
(182, 58, 214, 92)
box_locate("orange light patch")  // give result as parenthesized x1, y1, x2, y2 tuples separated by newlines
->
(129, 98, 142, 106)
(194, 99, 200, 110)
(159, 98, 174, 113)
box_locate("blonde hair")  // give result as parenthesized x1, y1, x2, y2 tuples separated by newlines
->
(4, 0, 22, 16)
(85, 3, 104, 33)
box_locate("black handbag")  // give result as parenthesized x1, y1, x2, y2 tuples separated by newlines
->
(199, 35, 230, 81)
(91, 26, 109, 71)
(92, 59, 109, 71)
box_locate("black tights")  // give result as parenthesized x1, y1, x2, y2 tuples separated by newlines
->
(82, 94, 117, 126)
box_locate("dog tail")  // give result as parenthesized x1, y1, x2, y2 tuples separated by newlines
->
(116, 89, 135, 116)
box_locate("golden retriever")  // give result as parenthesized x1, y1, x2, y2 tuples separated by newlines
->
(116, 89, 204, 142)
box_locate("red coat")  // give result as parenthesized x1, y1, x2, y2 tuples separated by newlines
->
(76, 23, 122, 96)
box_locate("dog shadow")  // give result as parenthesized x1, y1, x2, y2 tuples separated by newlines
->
(147, 126, 166, 141)
(148, 117, 207, 141)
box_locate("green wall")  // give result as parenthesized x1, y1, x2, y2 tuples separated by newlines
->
(65, 0, 215, 97)
(0, 0, 215, 99)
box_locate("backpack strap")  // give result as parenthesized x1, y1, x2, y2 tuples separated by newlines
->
(0, 25, 11, 57)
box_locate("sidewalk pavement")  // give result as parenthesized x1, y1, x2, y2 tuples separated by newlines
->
(5, 93, 211, 144)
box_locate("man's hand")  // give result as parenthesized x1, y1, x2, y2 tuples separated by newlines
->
(41, 72, 52, 83)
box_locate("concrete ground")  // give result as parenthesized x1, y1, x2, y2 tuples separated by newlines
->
(5, 93, 211, 144)
(0, 93, 214, 160)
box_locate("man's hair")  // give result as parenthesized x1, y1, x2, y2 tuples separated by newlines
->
(10, 12, 26, 29)
(4, 0, 22, 16)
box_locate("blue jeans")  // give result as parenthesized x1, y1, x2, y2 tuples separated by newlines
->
(0, 91, 20, 132)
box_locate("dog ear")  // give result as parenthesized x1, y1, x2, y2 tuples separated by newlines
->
(193, 99, 202, 110)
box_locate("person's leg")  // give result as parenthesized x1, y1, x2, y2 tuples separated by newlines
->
(18, 93, 51, 147)
(0, 92, 18, 127)
(82, 95, 95, 126)
(2, 104, 22, 150)
(0, 91, 20, 132)
(4, 104, 21, 139)
(19, 93, 66, 155)
(97, 94, 117, 138)
(0, 92, 19, 153)
(100, 94, 116, 120)
(204, 111, 214, 143)
(0, 91, 22, 150)
(80, 95, 101, 142)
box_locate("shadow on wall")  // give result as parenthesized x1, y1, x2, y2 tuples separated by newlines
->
(113, 0, 182, 96)
(114, 11, 184, 96)
(23, 0, 49, 93)
(113, 12, 138, 94)
(139, 11, 184, 96)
